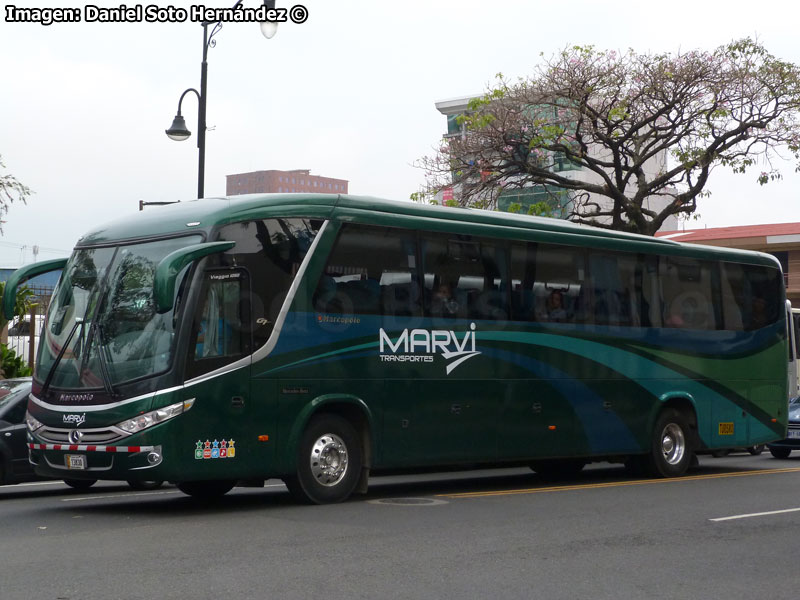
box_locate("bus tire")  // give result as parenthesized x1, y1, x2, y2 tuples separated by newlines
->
(284, 414, 362, 505)
(647, 408, 693, 477)
(769, 447, 792, 459)
(127, 479, 164, 490)
(176, 480, 235, 499)
(63, 478, 97, 490)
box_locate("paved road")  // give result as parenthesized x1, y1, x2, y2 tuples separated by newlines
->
(2, 453, 800, 600)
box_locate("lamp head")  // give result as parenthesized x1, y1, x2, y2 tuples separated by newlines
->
(260, 0, 278, 39)
(165, 114, 191, 141)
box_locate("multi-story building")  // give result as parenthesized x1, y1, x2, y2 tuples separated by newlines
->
(434, 96, 677, 231)
(226, 169, 348, 196)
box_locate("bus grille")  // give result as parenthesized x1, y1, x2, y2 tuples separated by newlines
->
(37, 427, 126, 445)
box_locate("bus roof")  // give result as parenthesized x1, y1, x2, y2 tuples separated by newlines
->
(76, 194, 780, 268)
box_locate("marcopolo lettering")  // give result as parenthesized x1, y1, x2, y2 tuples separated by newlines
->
(378, 323, 481, 375)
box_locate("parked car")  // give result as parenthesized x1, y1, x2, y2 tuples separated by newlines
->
(767, 396, 800, 459)
(6, 315, 38, 364)
(0, 378, 163, 489)
(0, 378, 38, 484)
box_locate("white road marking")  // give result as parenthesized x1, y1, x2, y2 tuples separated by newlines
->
(61, 490, 179, 501)
(710, 507, 800, 522)
(59, 482, 286, 502)
(0, 481, 64, 489)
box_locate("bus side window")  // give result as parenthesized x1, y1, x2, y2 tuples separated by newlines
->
(217, 218, 321, 351)
(659, 257, 716, 330)
(720, 262, 782, 331)
(314, 224, 420, 317)
(588, 251, 642, 327)
(534, 244, 585, 324)
(421, 234, 509, 321)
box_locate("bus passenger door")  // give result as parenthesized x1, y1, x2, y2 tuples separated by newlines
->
(181, 268, 255, 479)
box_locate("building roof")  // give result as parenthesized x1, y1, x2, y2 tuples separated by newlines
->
(656, 222, 800, 244)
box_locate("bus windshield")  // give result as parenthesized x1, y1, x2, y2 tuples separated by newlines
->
(38, 235, 203, 390)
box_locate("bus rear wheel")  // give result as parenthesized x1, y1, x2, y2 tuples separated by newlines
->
(647, 408, 694, 477)
(284, 414, 362, 505)
(177, 480, 235, 499)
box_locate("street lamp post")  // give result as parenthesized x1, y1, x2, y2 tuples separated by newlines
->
(165, 0, 278, 199)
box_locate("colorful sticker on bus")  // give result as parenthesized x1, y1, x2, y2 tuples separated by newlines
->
(195, 439, 236, 459)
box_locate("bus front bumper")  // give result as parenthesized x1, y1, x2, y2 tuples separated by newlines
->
(29, 442, 165, 480)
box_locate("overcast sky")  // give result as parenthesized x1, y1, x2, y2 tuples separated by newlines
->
(1, 0, 799, 266)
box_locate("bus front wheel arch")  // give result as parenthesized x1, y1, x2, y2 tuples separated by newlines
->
(646, 408, 694, 477)
(284, 413, 363, 505)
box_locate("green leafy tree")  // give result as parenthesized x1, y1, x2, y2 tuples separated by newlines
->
(0, 282, 35, 377)
(418, 38, 800, 235)
(0, 155, 32, 229)
(0, 282, 34, 334)
(0, 344, 32, 378)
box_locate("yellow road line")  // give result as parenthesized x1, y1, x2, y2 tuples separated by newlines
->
(438, 466, 800, 499)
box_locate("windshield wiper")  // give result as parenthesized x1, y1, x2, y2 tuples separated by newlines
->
(89, 321, 118, 398)
(41, 317, 85, 398)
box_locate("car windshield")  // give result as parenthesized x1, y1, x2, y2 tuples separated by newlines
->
(0, 380, 31, 412)
(37, 235, 202, 390)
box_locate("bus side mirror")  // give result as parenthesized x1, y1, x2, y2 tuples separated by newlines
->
(2, 258, 68, 320)
(153, 241, 235, 313)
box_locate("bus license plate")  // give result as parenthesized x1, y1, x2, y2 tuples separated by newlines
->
(66, 454, 87, 470)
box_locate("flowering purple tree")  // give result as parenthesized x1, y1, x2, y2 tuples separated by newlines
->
(418, 38, 800, 235)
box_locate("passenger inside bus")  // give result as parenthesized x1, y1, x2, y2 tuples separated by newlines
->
(545, 289, 568, 322)
(430, 281, 460, 318)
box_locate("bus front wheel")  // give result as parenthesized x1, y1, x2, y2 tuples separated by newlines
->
(284, 414, 362, 505)
(647, 408, 694, 477)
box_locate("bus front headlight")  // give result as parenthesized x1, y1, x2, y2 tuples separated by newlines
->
(26, 412, 43, 433)
(116, 398, 195, 434)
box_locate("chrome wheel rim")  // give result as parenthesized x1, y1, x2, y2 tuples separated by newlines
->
(661, 423, 685, 466)
(310, 433, 349, 486)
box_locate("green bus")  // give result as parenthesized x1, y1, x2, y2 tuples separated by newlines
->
(6, 195, 788, 503)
